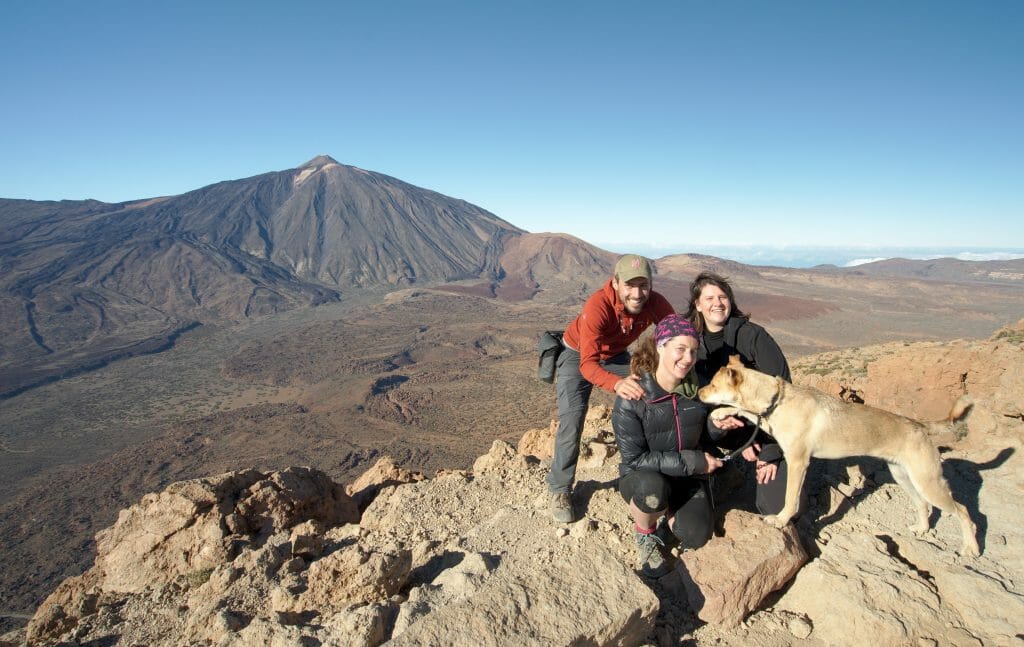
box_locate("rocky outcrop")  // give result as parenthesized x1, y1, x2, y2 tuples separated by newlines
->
(793, 319, 1024, 425)
(345, 455, 425, 512)
(22, 415, 655, 647)
(25, 467, 360, 644)
(16, 330, 1024, 646)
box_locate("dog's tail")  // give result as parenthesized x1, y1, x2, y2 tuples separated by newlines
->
(947, 395, 974, 423)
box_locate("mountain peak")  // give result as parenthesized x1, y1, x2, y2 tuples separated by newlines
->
(301, 154, 340, 168)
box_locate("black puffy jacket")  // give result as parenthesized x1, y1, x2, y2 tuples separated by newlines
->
(696, 315, 790, 383)
(697, 316, 789, 463)
(613, 371, 715, 478)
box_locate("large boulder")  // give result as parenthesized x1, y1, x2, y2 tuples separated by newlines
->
(388, 544, 657, 646)
(679, 510, 807, 628)
(776, 532, 972, 645)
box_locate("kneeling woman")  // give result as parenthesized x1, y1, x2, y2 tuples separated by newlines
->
(613, 315, 724, 576)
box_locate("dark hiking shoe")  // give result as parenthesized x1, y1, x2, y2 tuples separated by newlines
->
(550, 492, 574, 523)
(654, 516, 679, 550)
(634, 529, 669, 578)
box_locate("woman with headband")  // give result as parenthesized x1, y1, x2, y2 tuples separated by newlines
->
(613, 314, 726, 577)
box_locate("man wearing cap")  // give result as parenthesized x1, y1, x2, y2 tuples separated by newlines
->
(548, 254, 675, 523)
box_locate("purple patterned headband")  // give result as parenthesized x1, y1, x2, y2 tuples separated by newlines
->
(655, 315, 698, 347)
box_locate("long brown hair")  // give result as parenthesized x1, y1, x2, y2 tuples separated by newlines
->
(683, 271, 749, 335)
(629, 332, 659, 376)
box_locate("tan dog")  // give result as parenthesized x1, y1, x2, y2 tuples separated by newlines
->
(698, 356, 980, 557)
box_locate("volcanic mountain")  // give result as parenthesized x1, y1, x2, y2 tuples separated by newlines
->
(0, 156, 527, 397)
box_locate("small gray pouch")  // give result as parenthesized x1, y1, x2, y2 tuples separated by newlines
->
(537, 330, 564, 383)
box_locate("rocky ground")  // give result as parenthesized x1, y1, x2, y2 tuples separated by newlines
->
(5, 322, 1023, 646)
(5, 260, 1024, 630)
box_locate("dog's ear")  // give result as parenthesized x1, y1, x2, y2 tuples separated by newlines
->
(727, 354, 744, 368)
(724, 366, 741, 385)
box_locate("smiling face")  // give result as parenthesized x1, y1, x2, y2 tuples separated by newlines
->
(613, 276, 651, 315)
(695, 284, 732, 332)
(656, 334, 700, 385)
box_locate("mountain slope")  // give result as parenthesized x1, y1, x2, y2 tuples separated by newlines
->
(0, 156, 523, 397)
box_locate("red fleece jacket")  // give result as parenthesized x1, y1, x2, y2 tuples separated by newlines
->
(562, 279, 674, 392)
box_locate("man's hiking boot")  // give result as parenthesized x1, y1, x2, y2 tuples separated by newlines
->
(550, 492, 574, 523)
(634, 528, 670, 578)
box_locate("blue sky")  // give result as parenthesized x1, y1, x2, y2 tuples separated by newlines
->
(1, 1, 1022, 251)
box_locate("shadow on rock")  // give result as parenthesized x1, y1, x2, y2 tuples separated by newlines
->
(572, 477, 619, 516)
(939, 445, 1014, 555)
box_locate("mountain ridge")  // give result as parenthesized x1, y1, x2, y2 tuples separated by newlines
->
(5, 158, 1023, 399)
(0, 158, 524, 398)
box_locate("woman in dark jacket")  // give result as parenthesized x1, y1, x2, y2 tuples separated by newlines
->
(685, 271, 791, 516)
(613, 314, 725, 577)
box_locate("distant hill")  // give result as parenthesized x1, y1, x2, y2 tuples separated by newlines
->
(0, 156, 524, 397)
(817, 256, 1024, 284)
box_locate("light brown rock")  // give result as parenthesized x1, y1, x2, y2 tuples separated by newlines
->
(864, 340, 1023, 423)
(586, 403, 611, 421)
(472, 439, 529, 473)
(26, 468, 359, 646)
(234, 467, 359, 536)
(517, 419, 557, 459)
(389, 543, 657, 646)
(777, 532, 955, 645)
(290, 519, 326, 558)
(22, 329, 1024, 647)
(288, 541, 412, 613)
(346, 456, 425, 511)
(578, 438, 617, 469)
(94, 469, 262, 594)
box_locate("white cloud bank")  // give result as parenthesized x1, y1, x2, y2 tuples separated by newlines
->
(845, 251, 1024, 267)
(602, 243, 1024, 269)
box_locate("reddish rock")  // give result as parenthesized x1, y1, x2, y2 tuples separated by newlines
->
(679, 510, 807, 628)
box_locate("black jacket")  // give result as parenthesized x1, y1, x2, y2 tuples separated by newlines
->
(613, 372, 715, 478)
(696, 316, 790, 384)
(696, 315, 789, 463)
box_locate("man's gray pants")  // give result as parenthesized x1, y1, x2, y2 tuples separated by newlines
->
(547, 346, 632, 494)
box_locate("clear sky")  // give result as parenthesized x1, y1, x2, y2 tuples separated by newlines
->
(1, 1, 1022, 250)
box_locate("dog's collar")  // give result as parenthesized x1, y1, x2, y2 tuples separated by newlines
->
(759, 379, 785, 418)
(721, 379, 786, 464)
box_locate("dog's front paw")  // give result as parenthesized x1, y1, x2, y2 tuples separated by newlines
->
(708, 407, 733, 421)
(763, 514, 790, 529)
(709, 408, 739, 422)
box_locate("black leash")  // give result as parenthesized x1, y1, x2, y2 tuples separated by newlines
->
(718, 379, 784, 463)
(720, 414, 763, 463)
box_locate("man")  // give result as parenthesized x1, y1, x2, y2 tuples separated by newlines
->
(548, 254, 675, 522)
